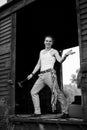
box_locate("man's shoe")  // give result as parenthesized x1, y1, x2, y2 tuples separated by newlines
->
(61, 113, 70, 119)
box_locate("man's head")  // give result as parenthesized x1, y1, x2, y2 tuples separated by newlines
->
(44, 35, 54, 48)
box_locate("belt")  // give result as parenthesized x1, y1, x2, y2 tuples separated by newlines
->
(40, 69, 52, 74)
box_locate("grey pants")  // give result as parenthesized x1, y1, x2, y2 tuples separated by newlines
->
(30, 71, 68, 114)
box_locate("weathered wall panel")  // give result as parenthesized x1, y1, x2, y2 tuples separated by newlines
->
(77, 0, 87, 71)
(0, 0, 35, 20)
(76, 0, 87, 121)
(0, 16, 12, 117)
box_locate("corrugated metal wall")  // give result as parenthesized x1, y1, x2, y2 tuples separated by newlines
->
(0, 16, 12, 98)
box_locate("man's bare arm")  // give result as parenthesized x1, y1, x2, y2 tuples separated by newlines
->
(32, 57, 41, 75)
(54, 49, 74, 63)
(27, 54, 41, 80)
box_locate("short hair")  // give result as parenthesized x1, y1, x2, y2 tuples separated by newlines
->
(44, 35, 55, 44)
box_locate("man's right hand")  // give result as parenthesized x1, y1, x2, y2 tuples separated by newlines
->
(27, 74, 33, 80)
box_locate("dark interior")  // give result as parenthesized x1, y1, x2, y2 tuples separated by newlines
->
(15, 0, 78, 114)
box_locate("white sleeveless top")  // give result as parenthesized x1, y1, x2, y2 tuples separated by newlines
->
(40, 49, 56, 71)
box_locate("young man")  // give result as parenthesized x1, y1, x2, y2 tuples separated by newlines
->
(27, 35, 73, 118)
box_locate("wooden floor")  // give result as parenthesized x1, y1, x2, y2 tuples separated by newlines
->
(9, 114, 86, 124)
(9, 114, 87, 130)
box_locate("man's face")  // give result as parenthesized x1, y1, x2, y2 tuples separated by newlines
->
(44, 37, 53, 48)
